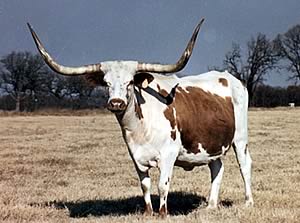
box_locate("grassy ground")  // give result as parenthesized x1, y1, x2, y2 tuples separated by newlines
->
(0, 108, 299, 222)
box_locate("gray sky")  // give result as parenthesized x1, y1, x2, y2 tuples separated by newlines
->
(1, 0, 300, 86)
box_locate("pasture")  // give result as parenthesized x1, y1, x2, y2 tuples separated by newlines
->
(0, 108, 299, 222)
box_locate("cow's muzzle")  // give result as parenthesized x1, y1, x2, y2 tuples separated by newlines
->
(107, 98, 127, 112)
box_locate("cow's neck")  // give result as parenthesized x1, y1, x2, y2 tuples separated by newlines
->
(114, 81, 175, 140)
(115, 90, 143, 132)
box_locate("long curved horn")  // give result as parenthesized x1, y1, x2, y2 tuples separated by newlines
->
(27, 23, 102, 76)
(137, 18, 205, 73)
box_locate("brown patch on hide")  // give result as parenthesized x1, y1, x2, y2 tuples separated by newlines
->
(157, 84, 169, 97)
(157, 84, 161, 92)
(164, 106, 176, 129)
(171, 130, 176, 140)
(163, 102, 177, 141)
(164, 86, 235, 156)
(219, 78, 228, 87)
(134, 100, 143, 120)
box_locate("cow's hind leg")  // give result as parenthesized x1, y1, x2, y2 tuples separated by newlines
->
(207, 158, 224, 208)
(232, 83, 254, 206)
(233, 141, 254, 206)
(137, 170, 153, 215)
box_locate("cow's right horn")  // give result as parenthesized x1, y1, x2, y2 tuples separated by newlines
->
(27, 23, 103, 76)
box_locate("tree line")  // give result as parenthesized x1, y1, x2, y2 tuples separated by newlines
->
(0, 51, 108, 111)
(0, 24, 299, 111)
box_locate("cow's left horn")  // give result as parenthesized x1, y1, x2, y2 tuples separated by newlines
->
(27, 23, 102, 76)
(137, 18, 205, 74)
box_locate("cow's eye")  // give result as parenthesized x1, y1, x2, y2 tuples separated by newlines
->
(128, 80, 134, 85)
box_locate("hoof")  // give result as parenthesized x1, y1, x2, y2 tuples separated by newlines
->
(159, 204, 168, 218)
(144, 203, 153, 216)
(206, 204, 218, 209)
(207, 200, 218, 209)
(245, 199, 254, 207)
(245, 195, 254, 207)
(159, 212, 168, 219)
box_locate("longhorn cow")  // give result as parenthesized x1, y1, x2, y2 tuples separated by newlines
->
(28, 19, 253, 217)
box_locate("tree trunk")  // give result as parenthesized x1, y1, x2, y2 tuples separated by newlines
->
(248, 90, 254, 107)
(15, 94, 21, 112)
(247, 82, 254, 107)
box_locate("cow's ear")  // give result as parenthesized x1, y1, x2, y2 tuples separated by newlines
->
(85, 71, 106, 86)
(134, 72, 154, 89)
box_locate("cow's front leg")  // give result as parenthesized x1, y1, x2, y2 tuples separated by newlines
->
(207, 158, 224, 208)
(137, 170, 153, 215)
(158, 150, 177, 218)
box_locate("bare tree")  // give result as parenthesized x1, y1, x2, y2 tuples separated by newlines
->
(223, 33, 279, 104)
(223, 43, 244, 80)
(0, 51, 107, 111)
(61, 76, 95, 109)
(274, 24, 300, 83)
(65, 76, 94, 98)
(0, 51, 47, 111)
(42, 71, 68, 99)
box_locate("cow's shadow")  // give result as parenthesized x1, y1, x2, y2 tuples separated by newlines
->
(41, 191, 231, 218)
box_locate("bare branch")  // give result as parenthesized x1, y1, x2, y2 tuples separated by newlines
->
(275, 24, 300, 82)
(223, 34, 279, 104)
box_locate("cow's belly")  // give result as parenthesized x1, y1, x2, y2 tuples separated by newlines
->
(175, 144, 230, 171)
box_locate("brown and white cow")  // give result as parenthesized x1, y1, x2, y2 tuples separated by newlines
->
(28, 18, 253, 217)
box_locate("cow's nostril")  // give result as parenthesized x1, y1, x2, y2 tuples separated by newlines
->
(119, 101, 126, 109)
(107, 99, 126, 111)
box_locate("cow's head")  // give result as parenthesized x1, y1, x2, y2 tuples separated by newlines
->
(27, 19, 204, 113)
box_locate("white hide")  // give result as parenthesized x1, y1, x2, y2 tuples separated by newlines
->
(99, 61, 252, 211)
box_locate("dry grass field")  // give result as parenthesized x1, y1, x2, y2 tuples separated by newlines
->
(0, 108, 299, 222)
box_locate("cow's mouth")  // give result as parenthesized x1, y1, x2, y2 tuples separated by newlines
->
(107, 107, 126, 114)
